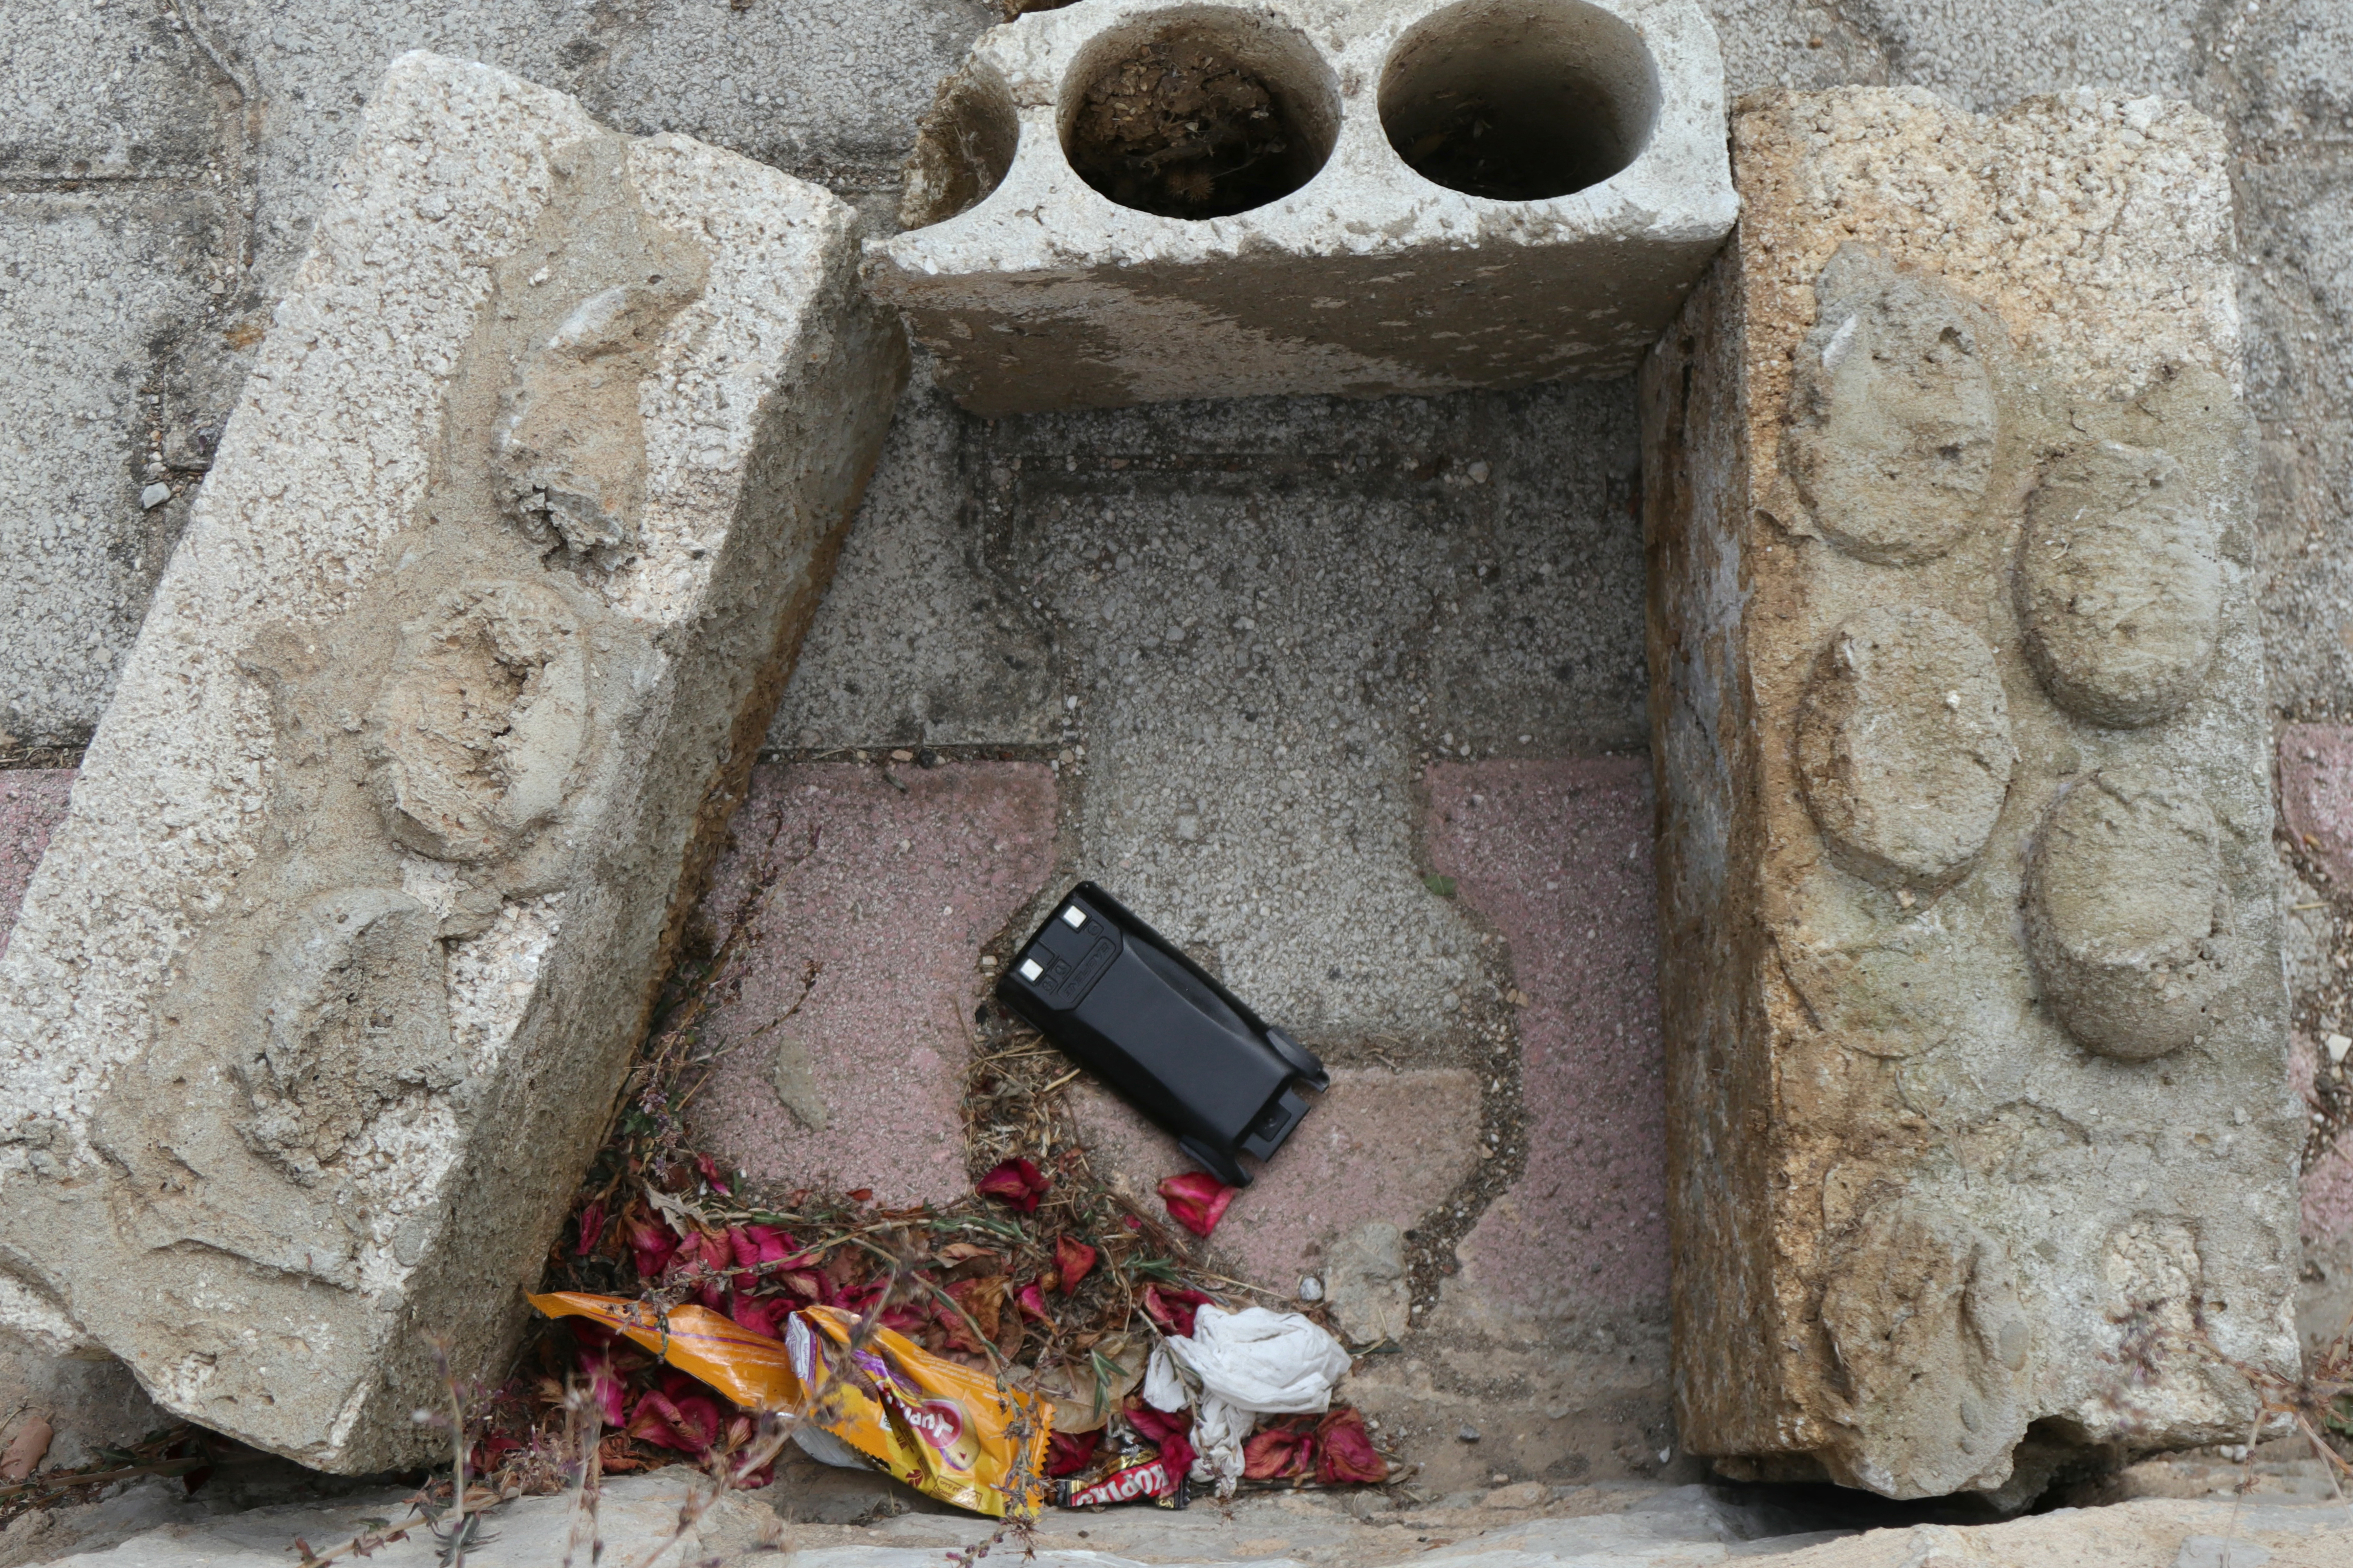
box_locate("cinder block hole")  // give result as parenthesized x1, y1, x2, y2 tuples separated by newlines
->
(901, 64, 1022, 229)
(1379, 0, 1659, 202)
(1059, 8, 1340, 220)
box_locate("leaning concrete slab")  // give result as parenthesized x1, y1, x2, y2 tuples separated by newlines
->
(0, 52, 904, 1471)
(870, 0, 1736, 413)
(1641, 89, 2298, 1500)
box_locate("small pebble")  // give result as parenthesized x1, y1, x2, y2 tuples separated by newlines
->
(1458, 1425, 1481, 1443)
(139, 483, 171, 509)
(1298, 1275, 1323, 1301)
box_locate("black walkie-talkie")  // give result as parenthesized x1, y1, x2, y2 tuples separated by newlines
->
(994, 882, 1327, 1188)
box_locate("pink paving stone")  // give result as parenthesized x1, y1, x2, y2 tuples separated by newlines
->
(684, 760, 1058, 1207)
(1067, 1068, 1482, 1286)
(0, 770, 74, 961)
(2282, 723, 2353, 889)
(2307, 1139, 2353, 1246)
(1427, 757, 1668, 1321)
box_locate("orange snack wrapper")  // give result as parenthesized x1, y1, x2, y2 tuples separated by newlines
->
(529, 1291, 1051, 1518)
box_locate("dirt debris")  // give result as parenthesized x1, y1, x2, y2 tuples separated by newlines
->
(1066, 38, 1299, 219)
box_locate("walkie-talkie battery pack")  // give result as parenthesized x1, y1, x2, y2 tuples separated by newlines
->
(993, 882, 1327, 1188)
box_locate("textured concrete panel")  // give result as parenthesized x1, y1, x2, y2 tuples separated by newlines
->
(0, 0, 230, 179)
(591, 0, 1000, 189)
(0, 53, 904, 1472)
(686, 760, 1058, 1206)
(0, 192, 222, 747)
(1642, 90, 2298, 1500)
(972, 384, 1643, 1040)
(873, 0, 1736, 411)
(766, 379, 1065, 750)
(1840, 0, 2209, 111)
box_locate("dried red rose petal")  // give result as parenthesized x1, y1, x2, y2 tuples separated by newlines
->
(574, 1200, 608, 1258)
(1241, 1418, 1316, 1480)
(1054, 1235, 1098, 1294)
(628, 1387, 723, 1453)
(727, 1294, 789, 1339)
(1045, 1430, 1100, 1477)
(622, 1210, 679, 1279)
(1140, 1282, 1217, 1338)
(1314, 1407, 1388, 1484)
(976, 1158, 1050, 1213)
(693, 1152, 733, 1197)
(1127, 1403, 1196, 1479)
(1156, 1172, 1239, 1237)
(879, 1303, 931, 1338)
(577, 1353, 628, 1427)
(1016, 1282, 1052, 1321)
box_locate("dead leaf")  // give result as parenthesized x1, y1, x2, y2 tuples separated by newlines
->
(946, 1274, 1008, 1342)
(1018, 1335, 1146, 1433)
(1, 1414, 52, 1480)
(935, 1242, 997, 1265)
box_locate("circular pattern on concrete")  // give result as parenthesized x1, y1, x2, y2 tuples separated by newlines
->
(1783, 260, 2000, 565)
(2017, 440, 2222, 728)
(1797, 606, 2017, 891)
(2024, 770, 2230, 1062)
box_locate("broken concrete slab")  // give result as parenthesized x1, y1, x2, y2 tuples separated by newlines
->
(1641, 89, 2298, 1500)
(0, 52, 904, 1472)
(683, 760, 1059, 1206)
(870, 0, 1737, 412)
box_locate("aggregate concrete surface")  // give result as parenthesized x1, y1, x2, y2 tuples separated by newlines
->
(6, 0, 2353, 1554)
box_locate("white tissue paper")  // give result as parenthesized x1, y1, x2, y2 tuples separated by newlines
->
(1143, 1306, 1353, 1494)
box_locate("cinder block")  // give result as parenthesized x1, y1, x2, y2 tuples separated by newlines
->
(1641, 90, 2297, 1500)
(0, 52, 904, 1472)
(870, 0, 1736, 413)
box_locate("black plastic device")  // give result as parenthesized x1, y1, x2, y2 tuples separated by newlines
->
(993, 882, 1328, 1188)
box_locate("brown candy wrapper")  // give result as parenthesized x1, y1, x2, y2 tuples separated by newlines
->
(1053, 1416, 1188, 1510)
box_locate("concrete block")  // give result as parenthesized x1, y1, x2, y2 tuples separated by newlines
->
(869, 0, 1737, 413)
(1640, 90, 2297, 1499)
(684, 760, 1059, 1207)
(0, 52, 904, 1472)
